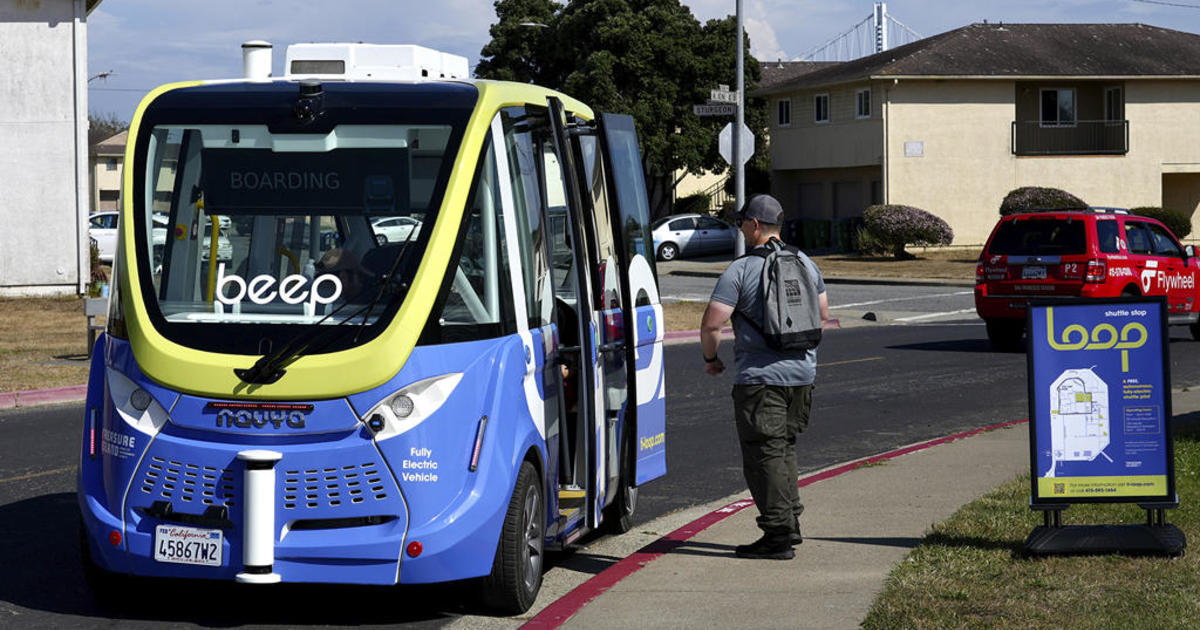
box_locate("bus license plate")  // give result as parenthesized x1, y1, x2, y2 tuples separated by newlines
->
(1022, 265, 1047, 280)
(154, 525, 223, 567)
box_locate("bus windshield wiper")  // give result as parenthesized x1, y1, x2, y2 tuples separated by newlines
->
(235, 234, 418, 385)
(354, 230, 418, 343)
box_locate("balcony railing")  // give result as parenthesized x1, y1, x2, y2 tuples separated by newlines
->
(1011, 120, 1129, 156)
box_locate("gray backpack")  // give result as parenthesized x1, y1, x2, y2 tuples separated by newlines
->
(736, 238, 822, 351)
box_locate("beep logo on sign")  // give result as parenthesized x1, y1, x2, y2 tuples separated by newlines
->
(214, 263, 342, 314)
(1045, 306, 1148, 371)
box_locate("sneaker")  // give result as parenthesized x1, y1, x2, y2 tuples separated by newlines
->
(735, 535, 795, 560)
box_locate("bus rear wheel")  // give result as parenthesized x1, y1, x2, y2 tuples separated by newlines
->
(482, 461, 543, 614)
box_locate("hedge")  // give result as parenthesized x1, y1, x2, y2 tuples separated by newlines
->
(1131, 207, 1193, 239)
(999, 186, 1086, 215)
(862, 204, 953, 259)
(674, 192, 712, 216)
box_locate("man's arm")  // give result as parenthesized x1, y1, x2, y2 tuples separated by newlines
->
(819, 291, 830, 325)
(700, 300, 734, 375)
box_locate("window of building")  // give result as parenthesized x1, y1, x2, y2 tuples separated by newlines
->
(1040, 88, 1076, 127)
(105, 159, 118, 171)
(814, 93, 829, 123)
(777, 99, 791, 127)
(856, 88, 871, 119)
(1105, 87, 1124, 122)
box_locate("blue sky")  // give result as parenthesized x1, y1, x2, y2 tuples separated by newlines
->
(87, 0, 1200, 122)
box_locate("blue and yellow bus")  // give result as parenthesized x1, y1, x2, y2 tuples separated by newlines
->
(78, 43, 666, 613)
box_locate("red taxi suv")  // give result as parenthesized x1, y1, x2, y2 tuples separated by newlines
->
(975, 208, 1200, 350)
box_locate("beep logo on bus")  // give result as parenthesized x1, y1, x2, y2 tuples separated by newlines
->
(214, 263, 342, 312)
(1045, 307, 1148, 371)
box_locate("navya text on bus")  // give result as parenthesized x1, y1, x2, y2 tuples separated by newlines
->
(78, 41, 667, 614)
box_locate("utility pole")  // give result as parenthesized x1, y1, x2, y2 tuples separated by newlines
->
(734, 0, 746, 256)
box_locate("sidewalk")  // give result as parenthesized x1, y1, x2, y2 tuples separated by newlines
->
(522, 387, 1200, 630)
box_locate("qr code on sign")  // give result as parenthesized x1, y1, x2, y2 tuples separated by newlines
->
(1054, 483, 1065, 494)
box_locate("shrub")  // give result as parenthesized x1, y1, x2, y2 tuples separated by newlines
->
(87, 238, 109, 298)
(1131, 206, 1193, 239)
(862, 204, 953, 259)
(674, 192, 711, 216)
(853, 226, 888, 256)
(999, 186, 1086, 215)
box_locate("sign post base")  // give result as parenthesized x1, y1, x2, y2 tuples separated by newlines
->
(1024, 504, 1186, 557)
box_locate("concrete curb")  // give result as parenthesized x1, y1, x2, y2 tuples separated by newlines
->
(0, 385, 87, 410)
(522, 418, 1029, 629)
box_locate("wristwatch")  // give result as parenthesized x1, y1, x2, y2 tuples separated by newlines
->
(703, 354, 720, 363)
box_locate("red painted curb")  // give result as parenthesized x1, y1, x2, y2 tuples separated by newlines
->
(521, 418, 1029, 629)
(4, 385, 87, 408)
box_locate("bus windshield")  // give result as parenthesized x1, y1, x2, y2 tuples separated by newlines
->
(130, 85, 474, 355)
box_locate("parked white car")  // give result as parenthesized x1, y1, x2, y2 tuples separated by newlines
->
(371, 216, 422, 244)
(650, 213, 736, 261)
(90, 211, 169, 263)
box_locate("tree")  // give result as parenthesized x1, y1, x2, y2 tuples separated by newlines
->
(476, 0, 766, 218)
(88, 112, 128, 147)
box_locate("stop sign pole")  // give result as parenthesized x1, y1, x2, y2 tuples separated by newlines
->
(734, 0, 746, 256)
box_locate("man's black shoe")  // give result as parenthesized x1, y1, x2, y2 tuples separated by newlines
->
(735, 535, 795, 560)
(790, 530, 803, 545)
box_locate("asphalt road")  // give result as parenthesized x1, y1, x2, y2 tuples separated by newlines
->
(4, 322, 1200, 627)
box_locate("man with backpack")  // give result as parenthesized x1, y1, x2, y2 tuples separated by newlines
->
(700, 194, 829, 560)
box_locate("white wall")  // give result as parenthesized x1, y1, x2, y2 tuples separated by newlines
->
(0, 0, 90, 296)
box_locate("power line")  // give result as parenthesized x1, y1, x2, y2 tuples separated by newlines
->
(1130, 0, 1200, 8)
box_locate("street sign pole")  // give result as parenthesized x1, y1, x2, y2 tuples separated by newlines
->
(734, 0, 746, 257)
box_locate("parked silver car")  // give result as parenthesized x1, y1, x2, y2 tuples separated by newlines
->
(651, 213, 736, 261)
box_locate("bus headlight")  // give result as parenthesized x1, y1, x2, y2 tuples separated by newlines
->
(106, 367, 171, 436)
(390, 395, 415, 418)
(362, 373, 463, 441)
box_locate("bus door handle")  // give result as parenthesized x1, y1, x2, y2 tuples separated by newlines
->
(598, 341, 625, 354)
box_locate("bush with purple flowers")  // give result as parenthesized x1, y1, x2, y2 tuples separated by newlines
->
(999, 187, 1086, 216)
(862, 204, 953, 259)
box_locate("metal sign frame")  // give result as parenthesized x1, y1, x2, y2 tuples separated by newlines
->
(1026, 297, 1177, 507)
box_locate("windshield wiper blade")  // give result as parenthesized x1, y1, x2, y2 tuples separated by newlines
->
(353, 230, 418, 344)
(235, 235, 418, 385)
(234, 298, 366, 385)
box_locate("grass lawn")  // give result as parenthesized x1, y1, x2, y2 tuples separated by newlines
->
(0, 296, 95, 392)
(863, 425, 1200, 630)
(0, 297, 707, 394)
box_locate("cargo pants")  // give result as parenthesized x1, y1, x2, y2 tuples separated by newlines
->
(732, 383, 813, 537)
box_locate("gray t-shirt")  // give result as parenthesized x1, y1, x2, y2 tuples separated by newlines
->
(710, 246, 826, 386)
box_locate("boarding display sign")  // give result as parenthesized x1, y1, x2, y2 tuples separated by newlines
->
(1027, 298, 1176, 505)
(201, 148, 409, 215)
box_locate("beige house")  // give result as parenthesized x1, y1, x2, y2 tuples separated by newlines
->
(90, 130, 125, 212)
(756, 23, 1200, 247)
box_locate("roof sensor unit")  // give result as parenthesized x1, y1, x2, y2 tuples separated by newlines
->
(294, 80, 324, 124)
(284, 43, 469, 81)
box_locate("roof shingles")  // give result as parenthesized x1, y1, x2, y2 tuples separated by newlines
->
(758, 23, 1200, 95)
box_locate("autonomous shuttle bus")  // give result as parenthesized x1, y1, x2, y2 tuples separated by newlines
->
(78, 43, 666, 613)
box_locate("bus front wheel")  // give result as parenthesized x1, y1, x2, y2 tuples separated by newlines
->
(603, 433, 638, 534)
(481, 461, 543, 614)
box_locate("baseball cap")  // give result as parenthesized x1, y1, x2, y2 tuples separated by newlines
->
(737, 194, 783, 225)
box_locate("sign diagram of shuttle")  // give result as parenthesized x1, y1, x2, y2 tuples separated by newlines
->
(1045, 368, 1113, 477)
